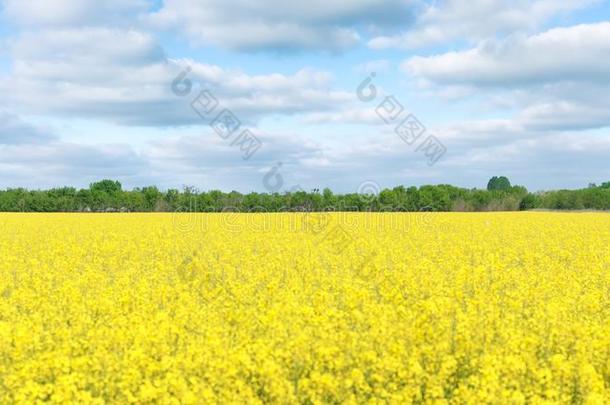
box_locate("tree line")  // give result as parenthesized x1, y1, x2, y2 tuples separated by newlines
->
(0, 178, 609, 212)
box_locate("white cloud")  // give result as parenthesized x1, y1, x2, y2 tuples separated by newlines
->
(148, 130, 323, 168)
(369, 0, 596, 49)
(0, 111, 146, 188)
(2, 110, 608, 192)
(1, 28, 352, 126)
(0, 139, 146, 189)
(519, 101, 610, 131)
(0, 110, 57, 144)
(1, 0, 148, 27)
(402, 23, 610, 133)
(148, 0, 416, 51)
(0, 119, 148, 188)
(404, 22, 610, 87)
(441, 129, 610, 189)
(301, 108, 382, 125)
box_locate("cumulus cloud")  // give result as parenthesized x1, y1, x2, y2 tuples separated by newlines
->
(519, 101, 610, 132)
(369, 0, 596, 49)
(301, 108, 382, 125)
(1, 0, 149, 27)
(0, 28, 352, 126)
(402, 23, 610, 133)
(148, 130, 323, 169)
(148, 0, 416, 52)
(404, 22, 610, 87)
(0, 142, 144, 172)
(0, 142, 147, 189)
(0, 110, 57, 144)
(0, 113, 147, 189)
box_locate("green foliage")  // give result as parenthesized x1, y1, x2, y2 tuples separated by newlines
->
(487, 176, 512, 191)
(90, 179, 122, 194)
(519, 194, 538, 211)
(535, 185, 610, 210)
(0, 179, 609, 212)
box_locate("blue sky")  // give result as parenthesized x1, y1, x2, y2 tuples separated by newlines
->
(1, 0, 609, 192)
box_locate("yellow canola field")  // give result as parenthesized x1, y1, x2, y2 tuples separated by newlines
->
(0, 212, 609, 404)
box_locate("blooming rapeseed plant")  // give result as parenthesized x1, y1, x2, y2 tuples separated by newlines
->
(0, 212, 608, 403)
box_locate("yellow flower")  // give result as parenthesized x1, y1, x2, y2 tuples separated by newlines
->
(0, 212, 608, 403)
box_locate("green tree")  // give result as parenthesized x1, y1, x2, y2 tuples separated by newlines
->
(487, 176, 511, 191)
(141, 186, 162, 211)
(90, 179, 122, 194)
(519, 194, 538, 210)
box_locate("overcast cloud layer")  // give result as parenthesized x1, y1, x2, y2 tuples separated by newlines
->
(0, 0, 609, 192)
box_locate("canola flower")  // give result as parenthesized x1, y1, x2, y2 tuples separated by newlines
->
(0, 212, 609, 404)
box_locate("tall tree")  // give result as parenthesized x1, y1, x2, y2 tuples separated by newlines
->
(487, 176, 511, 191)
